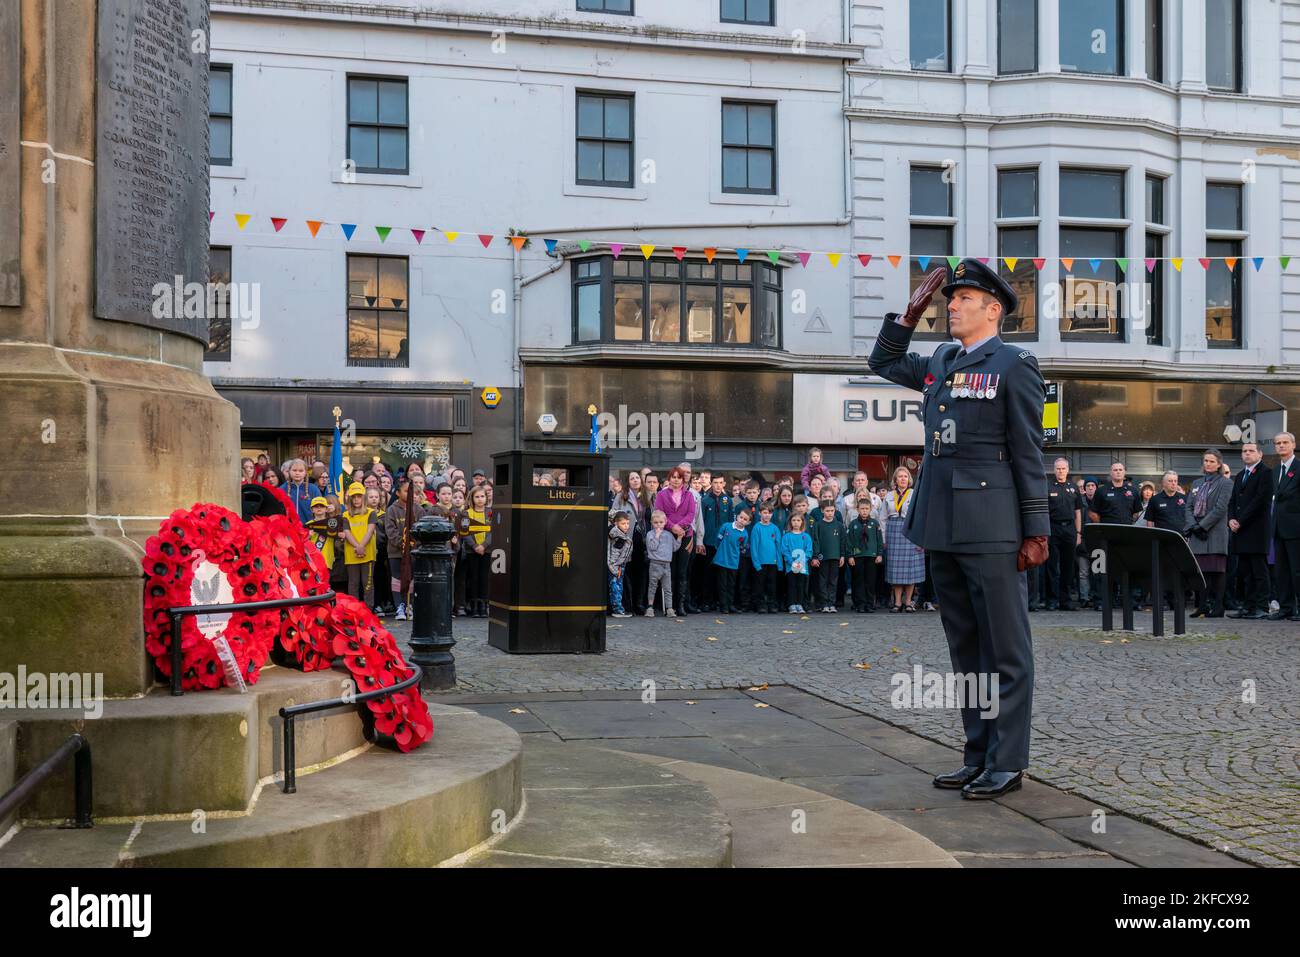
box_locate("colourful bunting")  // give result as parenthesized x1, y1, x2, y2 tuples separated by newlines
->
(1198, 258, 1210, 270)
(340, 223, 356, 240)
(365, 296, 377, 307)
(610, 243, 624, 258)
(1116, 258, 1128, 273)
(578, 240, 592, 253)
(703, 247, 717, 263)
(1282, 256, 1291, 270)
(509, 236, 526, 251)
(306, 220, 322, 237)
(544, 238, 558, 254)
(672, 246, 687, 261)
(1225, 257, 1237, 271)
(445, 231, 459, 243)
(977, 258, 989, 265)
(640, 244, 656, 259)
(736, 249, 749, 263)
(1088, 259, 1101, 273)
(234, 213, 251, 230)
(1061, 258, 1073, 272)
(271, 217, 287, 232)
(946, 256, 960, 270)
(1145, 258, 1156, 273)
(375, 226, 391, 242)
(858, 254, 872, 267)
(208, 211, 215, 222)
(411, 229, 425, 244)
(766, 251, 781, 266)
(1032, 258, 1045, 271)
(796, 252, 811, 268)
(917, 256, 931, 271)
(1172, 258, 1183, 271)
(887, 255, 902, 268)
(827, 253, 841, 268)
(1003, 257, 1018, 272)
(1252, 257, 1264, 271)
(478, 234, 493, 248)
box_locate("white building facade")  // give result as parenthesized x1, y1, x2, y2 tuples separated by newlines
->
(207, 0, 1300, 485)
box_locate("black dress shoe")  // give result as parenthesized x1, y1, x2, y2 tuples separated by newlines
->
(961, 769, 1024, 799)
(1265, 610, 1290, 621)
(933, 765, 984, 789)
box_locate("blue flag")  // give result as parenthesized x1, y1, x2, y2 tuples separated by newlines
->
(589, 410, 600, 453)
(329, 421, 344, 498)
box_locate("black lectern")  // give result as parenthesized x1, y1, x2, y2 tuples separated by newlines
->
(1081, 524, 1206, 636)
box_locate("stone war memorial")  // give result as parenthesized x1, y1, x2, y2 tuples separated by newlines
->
(0, 0, 516, 871)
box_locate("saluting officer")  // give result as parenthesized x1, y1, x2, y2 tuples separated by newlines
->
(869, 259, 1049, 799)
(1047, 456, 1083, 610)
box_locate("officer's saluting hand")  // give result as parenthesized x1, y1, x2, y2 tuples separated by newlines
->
(869, 258, 1050, 799)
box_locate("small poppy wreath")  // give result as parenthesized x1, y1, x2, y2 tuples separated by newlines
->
(249, 511, 332, 670)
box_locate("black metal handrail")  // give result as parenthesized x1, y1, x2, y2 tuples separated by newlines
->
(0, 733, 92, 829)
(277, 663, 423, 794)
(165, 591, 337, 695)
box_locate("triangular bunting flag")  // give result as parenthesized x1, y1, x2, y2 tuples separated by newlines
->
(544, 239, 558, 254)
(1172, 258, 1183, 271)
(391, 299, 404, 309)
(887, 255, 902, 268)
(509, 236, 526, 251)
(1252, 257, 1264, 271)
(578, 240, 592, 253)
(411, 229, 425, 244)
(478, 234, 493, 248)
(306, 220, 322, 238)
(610, 243, 624, 258)
(208, 211, 215, 222)
(1281, 256, 1291, 270)
(365, 296, 377, 307)
(375, 226, 391, 242)
(703, 247, 717, 263)
(917, 256, 931, 271)
(946, 256, 960, 270)
(1032, 258, 1045, 271)
(1088, 258, 1101, 273)
(1225, 257, 1237, 271)
(1145, 258, 1156, 273)
(1003, 257, 1018, 272)
(1116, 258, 1128, 273)
(977, 257, 989, 265)
(857, 254, 872, 267)
(341, 223, 356, 240)
(736, 249, 749, 263)
(271, 217, 287, 232)
(766, 251, 781, 266)
(672, 246, 687, 261)
(445, 231, 459, 243)
(1198, 257, 1210, 270)
(1061, 258, 1074, 272)
(234, 213, 251, 230)
(640, 244, 655, 259)
(796, 252, 811, 268)
(827, 253, 841, 268)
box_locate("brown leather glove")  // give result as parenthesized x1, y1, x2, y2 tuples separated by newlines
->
(897, 268, 947, 327)
(1017, 536, 1049, 572)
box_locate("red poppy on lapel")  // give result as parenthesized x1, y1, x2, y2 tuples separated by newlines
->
(923, 374, 935, 386)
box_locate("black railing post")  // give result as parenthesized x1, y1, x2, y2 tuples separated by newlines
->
(169, 613, 183, 696)
(71, 735, 93, 828)
(283, 715, 297, 794)
(408, 517, 456, 690)
(1150, 539, 1164, 638)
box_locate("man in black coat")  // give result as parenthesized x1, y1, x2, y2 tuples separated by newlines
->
(1268, 432, 1300, 621)
(1227, 442, 1273, 619)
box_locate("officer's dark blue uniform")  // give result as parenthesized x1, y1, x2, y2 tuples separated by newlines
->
(869, 259, 1048, 781)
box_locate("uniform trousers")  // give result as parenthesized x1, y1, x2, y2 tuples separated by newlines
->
(1047, 521, 1076, 607)
(929, 550, 1034, 771)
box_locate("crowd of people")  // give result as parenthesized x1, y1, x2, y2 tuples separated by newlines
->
(238, 429, 1300, 629)
(240, 454, 494, 621)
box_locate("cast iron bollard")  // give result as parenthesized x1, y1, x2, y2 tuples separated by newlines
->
(409, 515, 456, 690)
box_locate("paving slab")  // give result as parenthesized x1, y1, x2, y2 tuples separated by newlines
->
(591, 737, 766, 775)
(996, 779, 1110, 822)
(742, 686, 868, 721)
(522, 700, 705, 740)
(875, 804, 1100, 858)
(1042, 815, 1255, 868)
(731, 745, 916, 779)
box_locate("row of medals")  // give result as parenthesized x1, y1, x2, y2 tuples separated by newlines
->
(951, 372, 999, 400)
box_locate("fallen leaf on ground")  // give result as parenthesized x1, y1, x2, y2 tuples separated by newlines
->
(715, 619, 724, 624)
(747, 683, 769, 691)
(800, 616, 810, 621)
(705, 636, 718, 642)
(852, 662, 871, 670)
(839, 622, 849, 627)
(782, 629, 794, 634)
(684, 700, 697, 705)
(508, 708, 528, 714)
(891, 646, 901, 653)
(753, 702, 770, 708)
(1101, 639, 1113, 644)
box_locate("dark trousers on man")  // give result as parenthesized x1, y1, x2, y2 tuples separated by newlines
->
(929, 550, 1034, 771)
(737, 560, 755, 611)
(850, 559, 877, 610)
(1274, 536, 1300, 614)
(1046, 521, 1076, 608)
(698, 546, 718, 608)
(1234, 552, 1270, 613)
(715, 566, 737, 613)
(755, 563, 778, 611)
(818, 561, 840, 609)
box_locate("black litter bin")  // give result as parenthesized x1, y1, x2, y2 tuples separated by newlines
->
(488, 450, 609, 653)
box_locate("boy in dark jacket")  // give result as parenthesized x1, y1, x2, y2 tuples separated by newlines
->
(733, 481, 761, 610)
(810, 499, 845, 613)
(607, 512, 633, 618)
(845, 499, 884, 612)
(700, 475, 733, 611)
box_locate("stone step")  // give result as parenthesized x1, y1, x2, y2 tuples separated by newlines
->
(0, 705, 521, 867)
(13, 665, 371, 819)
(454, 736, 732, 867)
(614, 749, 959, 867)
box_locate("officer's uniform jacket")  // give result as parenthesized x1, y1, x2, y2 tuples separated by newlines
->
(869, 318, 1049, 553)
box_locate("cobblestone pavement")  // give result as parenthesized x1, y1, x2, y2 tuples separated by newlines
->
(392, 609, 1299, 867)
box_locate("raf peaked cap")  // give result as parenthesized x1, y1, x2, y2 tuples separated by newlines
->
(941, 257, 1019, 317)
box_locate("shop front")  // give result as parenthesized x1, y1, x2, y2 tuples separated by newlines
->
(791, 375, 926, 483)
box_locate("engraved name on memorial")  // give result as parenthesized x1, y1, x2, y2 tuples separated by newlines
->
(0, 1, 20, 307)
(95, 0, 210, 340)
